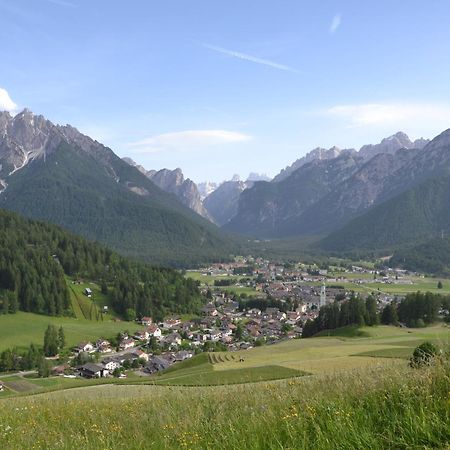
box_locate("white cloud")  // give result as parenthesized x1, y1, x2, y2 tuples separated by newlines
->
(0, 88, 18, 112)
(322, 102, 450, 140)
(326, 102, 450, 128)
(329, 14, 342, 34)
(127, 130, 252, 153)
(202, 43, 300, 73)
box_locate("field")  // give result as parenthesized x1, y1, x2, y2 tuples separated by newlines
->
(298, 275, 450, 297)
(149, 326, 450, 385)
(185, 271, 260, 297)
(67, 278, 121, 320)
(0, 358, 448, 449)
(0, 311, 141, 352)
(0, 324, 449, 448)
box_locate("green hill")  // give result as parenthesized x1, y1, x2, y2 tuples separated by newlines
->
(0, 208, 203, 319)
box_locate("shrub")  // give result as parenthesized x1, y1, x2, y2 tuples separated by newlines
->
(410, 341, 438, 367)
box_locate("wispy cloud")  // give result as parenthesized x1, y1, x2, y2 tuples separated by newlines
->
(44, 0, 76, 7)
(127, 129, 252, 154)
(202, 43, 300, 73)
(0, 88, 18, 112)
(325, 102, 450, 132)
(329, 14, 342, 34)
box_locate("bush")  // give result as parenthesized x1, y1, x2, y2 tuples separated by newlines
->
(410, 341, 438, 368)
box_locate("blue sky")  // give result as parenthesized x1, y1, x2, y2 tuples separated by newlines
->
(1, 0, 450, 182)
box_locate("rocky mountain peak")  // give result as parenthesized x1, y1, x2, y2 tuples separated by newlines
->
(121, 159, 211, 220)
(358, 131, 426, 161)
(273, 145, 348, 182)
(246, 172, 271, 182)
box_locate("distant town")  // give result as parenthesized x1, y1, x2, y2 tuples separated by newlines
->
(59, 256, 437, 380)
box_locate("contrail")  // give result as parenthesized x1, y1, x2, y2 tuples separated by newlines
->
(202, 43, 300, 74)
(44, 0, 77, 7)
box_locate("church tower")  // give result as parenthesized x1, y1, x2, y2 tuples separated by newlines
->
(320, 282, 326, 308)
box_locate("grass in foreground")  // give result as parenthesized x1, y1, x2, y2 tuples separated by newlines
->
(0, 361, 448, 449)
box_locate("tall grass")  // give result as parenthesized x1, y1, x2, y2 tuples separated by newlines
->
(0, 359, 448, 449)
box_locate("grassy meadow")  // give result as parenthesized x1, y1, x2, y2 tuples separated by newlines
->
(0, 324, 448, 448)
(0, 311, 141, 352)
(0, 360, 448, 449)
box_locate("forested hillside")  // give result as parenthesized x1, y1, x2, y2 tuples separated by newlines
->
(318, 174, 450, 256)
(390, 238, 450, 275)
(0, 110, 237, 267)
(0, 209, 203, 319)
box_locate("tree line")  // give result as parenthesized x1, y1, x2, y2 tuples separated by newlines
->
(302, 291, 448, 337)
(302, 295, 379, 337)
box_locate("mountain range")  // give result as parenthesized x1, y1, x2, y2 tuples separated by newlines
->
(225, 132, 428, 236)
(2, 107, 449, 267)
(0, 109, 236, 266)
(120, 161, 271, 227)
(224, 130, 450, 260)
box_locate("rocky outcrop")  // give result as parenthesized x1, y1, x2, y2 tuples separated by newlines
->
(121, 159, 211, 220)
(226, 132, 432, 238)
(149, 168, 211, 220)
(359, 131, 428, 161)
(203, 178, 252, 226)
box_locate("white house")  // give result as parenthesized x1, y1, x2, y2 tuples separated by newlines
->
(75, 342, 95, 354)
(102, 358, 121, 372)
(147, 325, 162, 338)
(119, 338, 135, 350)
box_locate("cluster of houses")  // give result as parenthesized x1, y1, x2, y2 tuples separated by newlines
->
(70, 329, 195, 379)
(68, 297, 313, 379)
(196, 257, 414, 311)
(60, 258, 416, 381)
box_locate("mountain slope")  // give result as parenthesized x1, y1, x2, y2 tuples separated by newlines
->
(359, 131, 428, 161)
(0, 208, 203, 318)
(0, 110, 235, 266)
(318, 173, 450, 254)
(227, 132, 430, 239)
(317, 129, 450, 254)
(226, 151, 363, 237)
(122, 159, 211, 220)
(292, 147, 422, 234)
(273, 146, 347, 182)
(390, 237, 450, 275)
(203, 178, 251, 226)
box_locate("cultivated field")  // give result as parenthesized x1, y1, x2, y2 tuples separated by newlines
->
(153, 324, 450, 383)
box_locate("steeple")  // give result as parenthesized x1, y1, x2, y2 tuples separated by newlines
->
(320, 282, 326, 308)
